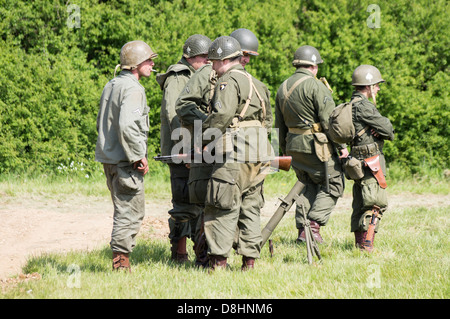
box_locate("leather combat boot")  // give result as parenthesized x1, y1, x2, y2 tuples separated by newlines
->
(209, 255, 227, 271)
(361, 232, 375, 253)
(112, 252, 131, 272)
(355, 231, 375, 252)
(193, 233, 209, 268)
(296, 227, 306, 243)
(241, 256, 255, 271)
(354, 231, 365, 249)
(310, 220, 324, 244)
(171, 236, 189, 263)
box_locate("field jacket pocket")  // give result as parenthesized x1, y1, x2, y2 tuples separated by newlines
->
(205, 166, 239, 210)
(117, 165, 143, 194)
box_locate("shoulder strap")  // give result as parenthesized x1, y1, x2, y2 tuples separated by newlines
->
(349, 97, 369, 138)
(207, 70, 217, 115)
(229, 70, 266, 126)
(281, 76, 313, 126)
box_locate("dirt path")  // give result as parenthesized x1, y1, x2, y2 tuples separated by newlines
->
(1, 191, 448, 282)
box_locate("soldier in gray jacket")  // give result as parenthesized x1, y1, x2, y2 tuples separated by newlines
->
(95, 40, 157, 272)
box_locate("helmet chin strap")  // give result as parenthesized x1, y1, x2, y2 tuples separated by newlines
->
(114, 64, 121, 77)
(370, 84, 376, 106)
(114, 64, 137, 77)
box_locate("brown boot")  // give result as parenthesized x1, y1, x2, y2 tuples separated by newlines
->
(296, 227, 306, 243)
(361, 232, 375, 252)
(171, 236, 189, 263)
(241, 256, 255, 271)
(112, 252, 131, 272)
(354, 231, 365, 249)
(355, 231, 375, 252)
(209, 255, 227, 271)
(310, 220, 324, 244)
(193, 233, 209, 268)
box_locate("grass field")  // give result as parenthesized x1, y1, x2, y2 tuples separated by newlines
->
(0, 167, 449, 300)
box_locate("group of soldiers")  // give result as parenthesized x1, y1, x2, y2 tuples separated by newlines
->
(95, 29, 394, 272)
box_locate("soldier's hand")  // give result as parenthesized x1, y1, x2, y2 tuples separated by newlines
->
(339, 148, 349, 159)
(371, 128, 380, 138)
(134, 157, 149, 175)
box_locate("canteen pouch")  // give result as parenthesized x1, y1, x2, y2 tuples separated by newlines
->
(343, 157, 364, 180)
(364, 155, 387, 189)
(313, 132, 332, 162)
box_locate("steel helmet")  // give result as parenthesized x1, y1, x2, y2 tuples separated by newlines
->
(208, 36, 242, 60)
(351, 65, 385, 86)
(183, 34, 212, 58)
(119, 40, 158, 70)
(230, 28, 259, 56)
(292, 45, 323, 67)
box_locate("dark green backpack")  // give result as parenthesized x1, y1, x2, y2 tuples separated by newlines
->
(327, 97, 367, 144)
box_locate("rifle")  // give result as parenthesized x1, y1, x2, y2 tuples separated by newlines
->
(153, 153, 293, 172)
(319, 77, 333, 93)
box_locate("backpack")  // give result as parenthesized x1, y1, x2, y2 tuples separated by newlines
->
(327, 97, 368, 144)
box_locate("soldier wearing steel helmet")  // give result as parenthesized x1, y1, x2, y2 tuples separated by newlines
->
(230, 28, 259, 67)
(201, 36, 273, 271)
(275, 45, 347, 245)
(95, 40, 157, 272)
(155, 34, 212, 263)
(175, 49, 218, 268)
(345, 64, 394, 252)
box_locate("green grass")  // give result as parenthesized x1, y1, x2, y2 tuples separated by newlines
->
(1, 166, 449, 299)
(2, 205, 448, 299)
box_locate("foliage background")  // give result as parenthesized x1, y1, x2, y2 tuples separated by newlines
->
(0, 0, 448, 176)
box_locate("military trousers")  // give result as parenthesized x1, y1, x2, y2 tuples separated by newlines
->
(187, 163, 214, 245)
(288, 151, 344, 227)
(168, 164, 202, 242)
(351, 168, 388, 233)
(103, 163, 145, 254)
(204, 162, 266, 259)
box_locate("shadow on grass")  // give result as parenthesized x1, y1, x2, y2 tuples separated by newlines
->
(22, 239, 203, 276)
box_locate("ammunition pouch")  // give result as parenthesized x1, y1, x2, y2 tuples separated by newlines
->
(350, 141, 383, 160)
(288, 123, 332, 163)
(364, 155, 387, 189)
(313, 132, 333, 163)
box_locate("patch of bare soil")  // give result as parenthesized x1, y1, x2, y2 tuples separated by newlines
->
(0, 191, 448, 290)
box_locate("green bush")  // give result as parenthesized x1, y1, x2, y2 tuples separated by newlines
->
(0, 0, 448, 175)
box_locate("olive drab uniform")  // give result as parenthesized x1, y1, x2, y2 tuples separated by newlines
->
(175, 63, 216, 266)
(202, 63, 273, 268)
(347, 64, 395, 252)
(349, 92, 394, 237)
(275, 68, 345, 241)
(156, 57, 202, 262)
(175, 63, 216, 206)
